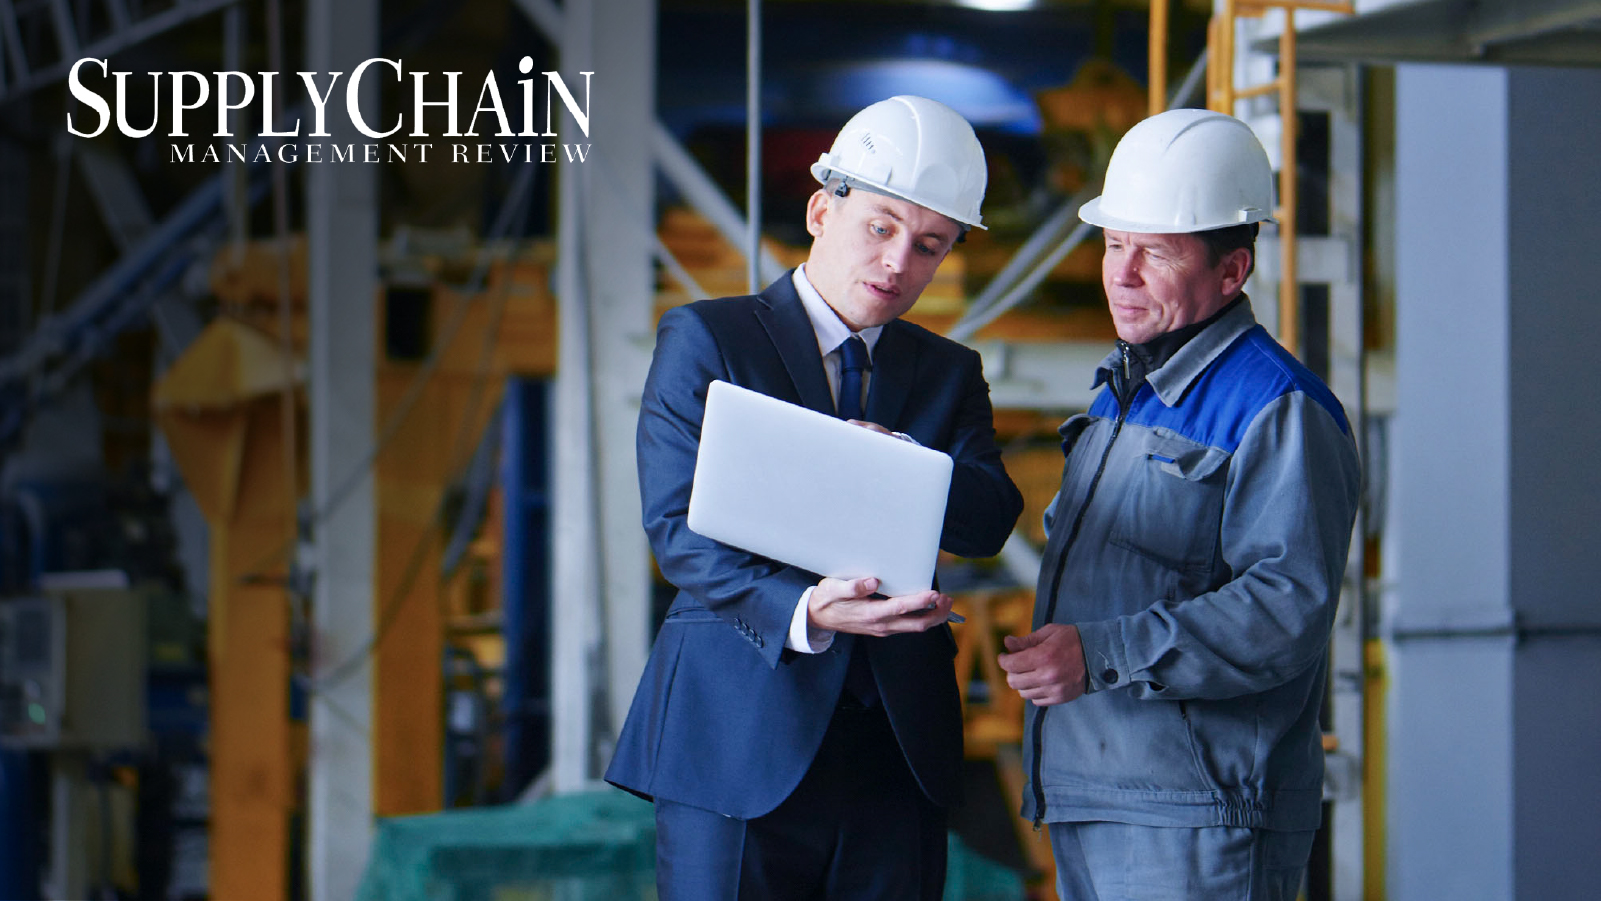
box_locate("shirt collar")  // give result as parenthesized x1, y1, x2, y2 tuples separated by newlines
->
(793, 264, 885, 359)
(1093, 295, 1260, 406)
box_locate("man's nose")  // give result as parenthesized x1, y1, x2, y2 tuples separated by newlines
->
(881, 236, 912, 272)
(1108, 253, 1141, 285)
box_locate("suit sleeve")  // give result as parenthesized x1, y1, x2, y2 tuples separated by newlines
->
(637, 305, 817, 668)
(937, 348, 1025, 559)
(1075, 392, 1361, 700)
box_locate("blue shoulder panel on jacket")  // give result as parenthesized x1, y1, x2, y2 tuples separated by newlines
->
(1087, 326, 1351, 453)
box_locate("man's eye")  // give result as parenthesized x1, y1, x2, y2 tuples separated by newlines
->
(871, 223, 889, 236)
(916, 243, 936, 256)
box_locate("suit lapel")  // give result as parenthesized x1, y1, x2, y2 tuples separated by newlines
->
(865, 320, 916, 430)
(754, 275, 836, 416)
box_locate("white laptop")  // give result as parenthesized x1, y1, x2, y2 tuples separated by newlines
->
(687, 379, 953, 598)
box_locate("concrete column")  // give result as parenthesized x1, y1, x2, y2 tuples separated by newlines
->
(304, 1, 377, 897)
(551, 0, 657, 790)
(1502, 65, 1601, 899)
(1389, 63, 1601, 901)
(588, 0, 657, 777)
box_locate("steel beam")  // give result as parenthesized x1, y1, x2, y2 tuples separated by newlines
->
(304, 1, 377, 899)
(549, 0, 657, 792)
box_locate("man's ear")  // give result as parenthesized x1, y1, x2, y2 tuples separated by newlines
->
(1219, 247, 1252, 297)
(805, 190, 831, 239)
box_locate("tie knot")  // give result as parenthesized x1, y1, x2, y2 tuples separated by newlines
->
(838, 336, 870, 371)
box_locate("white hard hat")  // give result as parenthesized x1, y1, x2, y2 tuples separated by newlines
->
(811, 95, 988, 230)
(1079, 108, 1275, 234)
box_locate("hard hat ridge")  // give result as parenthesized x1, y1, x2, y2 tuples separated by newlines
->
(1079, 108, 1276, 234)
(811, 95, 988, 230)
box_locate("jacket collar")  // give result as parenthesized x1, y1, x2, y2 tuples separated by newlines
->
(865, 317, 916, 429)
(1093, 295, 1258, 407)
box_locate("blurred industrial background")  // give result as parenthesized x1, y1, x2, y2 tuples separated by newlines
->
(0, 0, 1598, 898)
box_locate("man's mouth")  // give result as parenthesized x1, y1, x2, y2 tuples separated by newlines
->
(864, 281, 901, 300)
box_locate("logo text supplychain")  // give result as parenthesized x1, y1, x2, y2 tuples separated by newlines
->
(67, 56, 593, 165)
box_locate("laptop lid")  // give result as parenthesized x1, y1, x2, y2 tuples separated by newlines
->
(687, 379, 953, 598)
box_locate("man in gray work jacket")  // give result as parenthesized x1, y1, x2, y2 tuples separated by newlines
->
(998, 108, 1361, 900)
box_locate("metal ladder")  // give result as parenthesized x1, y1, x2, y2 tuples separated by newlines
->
(0, 0, 239, 105)
(1205, 0, 1354, 355)
(1202, 5, 1373, 901)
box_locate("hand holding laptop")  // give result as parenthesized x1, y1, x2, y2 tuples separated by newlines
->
(810, 577, 958, 636)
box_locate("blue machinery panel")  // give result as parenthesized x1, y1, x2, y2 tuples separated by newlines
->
(499, 379, 552, 799)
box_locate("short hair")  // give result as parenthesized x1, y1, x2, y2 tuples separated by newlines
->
(1194, 223, 1259, 277)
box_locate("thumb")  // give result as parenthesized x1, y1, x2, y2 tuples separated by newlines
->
(854, 577, 880, 597)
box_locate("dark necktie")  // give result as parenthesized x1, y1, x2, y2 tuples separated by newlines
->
(835, 335, 879, 706)
(836, 336, 870, 422)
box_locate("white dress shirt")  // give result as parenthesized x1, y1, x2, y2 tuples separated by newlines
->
(784, 265, 883, 654)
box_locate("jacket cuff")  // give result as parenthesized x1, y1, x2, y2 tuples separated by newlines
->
(1074, 619, 1131, 694)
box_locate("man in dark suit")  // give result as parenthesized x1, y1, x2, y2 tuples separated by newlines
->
(605, 96, 1023, 900)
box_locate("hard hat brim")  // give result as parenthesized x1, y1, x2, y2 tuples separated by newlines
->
(811, 161, 988, 231)
(1078, 196, 1272, 234)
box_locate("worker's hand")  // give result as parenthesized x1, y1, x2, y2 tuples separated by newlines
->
(845, 419, 894, 437)
(998, 623, 1088, 706)
(809, 577, 953, 637)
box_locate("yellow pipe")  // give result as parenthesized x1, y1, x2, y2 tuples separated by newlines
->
(1236, 78, 1285, 101)
(1149, 0, 1170, 117)
(1278, 8, 1299, 357)
(1220, 0, 1237, 114)
(1206, 15, 1220, 111)
(1365, 639, 1388, 900)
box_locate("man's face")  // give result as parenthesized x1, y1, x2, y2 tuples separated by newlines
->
(1101, 229, 1249, 344)
(803, 189, 961, 331)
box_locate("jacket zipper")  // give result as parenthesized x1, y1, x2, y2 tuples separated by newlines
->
(1030, 342, 1133, 830)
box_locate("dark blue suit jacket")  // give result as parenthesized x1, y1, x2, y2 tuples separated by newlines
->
(605, 273, 1023, 819)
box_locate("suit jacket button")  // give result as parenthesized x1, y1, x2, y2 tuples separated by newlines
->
(1101, 668, 1120, 685)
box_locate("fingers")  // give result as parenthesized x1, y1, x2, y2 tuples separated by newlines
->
(996, 624, 1087, 706)
(1004, 665, 1075, 705)
(815, 576, 879, 602)
(997, 629, 1047, 670)
(855, 591, 950, 636)
(1008, 629, 1049, 651)
(870, 591, 951, 635)
(845, 419, 894, 437)
(812, 584, 951, 636)
(1012, 684, 1072, 706)
(888, 589, 945, 616)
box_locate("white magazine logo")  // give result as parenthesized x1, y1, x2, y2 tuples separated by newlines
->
(66, 56, 593, 165)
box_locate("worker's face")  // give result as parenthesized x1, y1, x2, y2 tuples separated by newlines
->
(803, 189, 960, 331)
(1101, 229, 1250, 344)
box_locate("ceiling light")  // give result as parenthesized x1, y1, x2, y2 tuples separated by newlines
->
(955, 0, 1037, 11)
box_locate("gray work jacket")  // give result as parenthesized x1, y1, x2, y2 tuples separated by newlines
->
(1023, 299, 1361, 832)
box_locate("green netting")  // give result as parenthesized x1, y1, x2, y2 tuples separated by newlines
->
(356, 791, 656, 901)
(356, 790, 1023, 901)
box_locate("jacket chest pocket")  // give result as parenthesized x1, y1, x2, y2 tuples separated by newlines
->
(1110, 431, 1229, 574)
